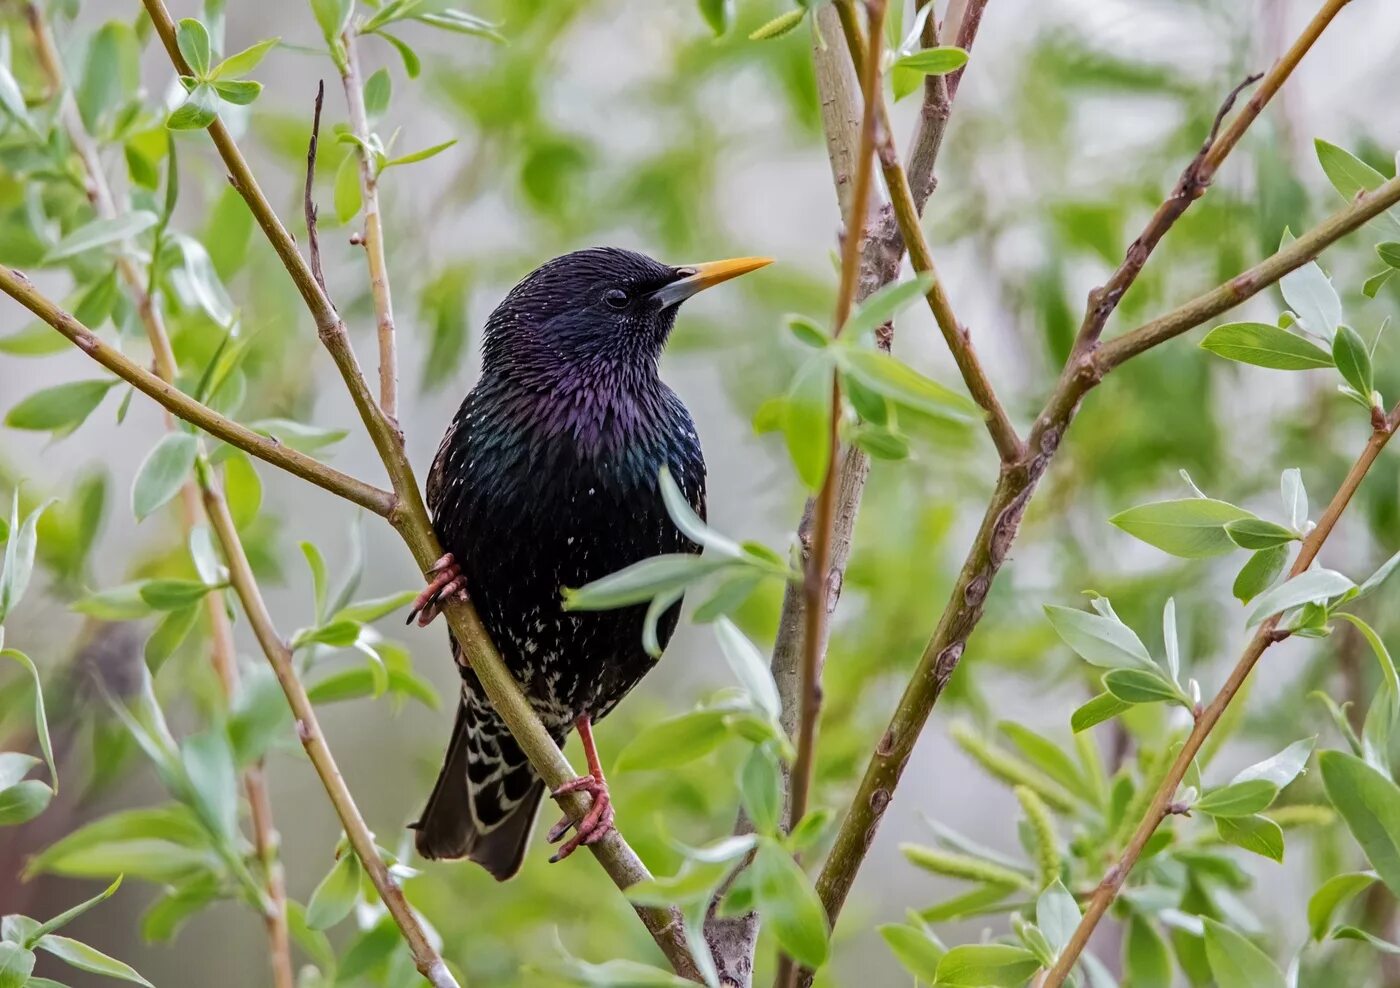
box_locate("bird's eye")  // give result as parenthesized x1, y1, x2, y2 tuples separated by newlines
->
(603, 289, 628, 310)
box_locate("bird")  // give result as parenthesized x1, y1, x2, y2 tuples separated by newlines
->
(407, 247, 771, 879)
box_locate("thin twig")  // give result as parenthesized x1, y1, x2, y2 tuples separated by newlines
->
(139, 0, 701, 974)
(339, 34, 400, 421)
(305, 81, 330, 298)
(799, 1, 1375, 973)
(200, 472, 459, 988)
(1044, 406, 1399, 986)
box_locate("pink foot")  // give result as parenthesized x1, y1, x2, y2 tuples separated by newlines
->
(406, 553, 469, 627)
(547, 775, 615, 863)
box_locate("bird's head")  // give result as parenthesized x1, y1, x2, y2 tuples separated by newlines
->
(482, 247, 771, 371)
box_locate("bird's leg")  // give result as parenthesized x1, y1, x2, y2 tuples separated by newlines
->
(406, 553, 469, 627)
(547, 714, 615, 862)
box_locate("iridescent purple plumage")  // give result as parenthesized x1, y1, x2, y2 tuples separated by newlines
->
(412, 248, 708, 879)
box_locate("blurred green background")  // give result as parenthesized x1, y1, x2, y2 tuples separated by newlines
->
(3, 0, 1400, 984)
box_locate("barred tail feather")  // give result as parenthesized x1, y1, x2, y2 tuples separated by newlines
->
(411, 687, 547, 881)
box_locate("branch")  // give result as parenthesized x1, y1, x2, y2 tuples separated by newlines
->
(832, 0, 1022, 463)
(1071, 0, 1354, 355)
(0, 267, 392, 516)
(1044, 404, 1400, 986)
(339, 33, 400, 420)
(199, 472, 457, 988)
(140, 0, 700, 975)
(802, 1, 1374, 967)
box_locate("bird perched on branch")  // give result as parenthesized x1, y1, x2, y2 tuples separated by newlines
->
(409, 247, 771, 879)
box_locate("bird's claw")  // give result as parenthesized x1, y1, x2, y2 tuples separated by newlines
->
(547, 775, 614, 862)
(407, 553, 469, 627)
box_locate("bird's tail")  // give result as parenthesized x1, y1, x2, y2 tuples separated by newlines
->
(411, 685, 549, 881)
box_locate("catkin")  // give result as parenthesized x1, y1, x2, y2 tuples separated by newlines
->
(1016, 786, 1062, 888)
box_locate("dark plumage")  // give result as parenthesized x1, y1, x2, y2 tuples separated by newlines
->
(411, 246, 769, 879)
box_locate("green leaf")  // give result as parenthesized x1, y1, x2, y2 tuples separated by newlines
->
(131, 434, 198, 521)
(0, 943, 35, 988)
(1202, 918, 1286, 988)
(1109, 498, 1255, 558)
(71, 583, 153, 620)
(786, 314, 828, 349)
(1071, 691, 1133, 733)
(750, 841, 829, 968)
(1315, 139, 1400, 238)
(77, 22, 140, 132)
(1124, 914, 1171, 988)
(838, 348, 977, 418)
(414, 11, 505, 42)
(211, 80, 263, 105)
(181, 730, 238, 840)
(1214, 814, 1284, 862)
(1246, 568, 1354, 626)
(1233, 545, 1288, 604)
(917, 882, 1021, 923)
(330, 591, 418, 625)
(0, 779, 53, 825)
(1, 496, 52, 623)
(250, 419, 348, 455)
(1199, 321, 1334, 370)
(334, 152, 363, 224)
(0, 59, 34, 135)
(1233, 737, 1315, 789)
(1333, 324, 1375, 399)
(1380, 243, 1400, 269)
(378, 31, 421, 78)
(614, 710, 729, 772)
(0, 753, 38, 790)
(1043, 605, 1155, 671)
(211, 37, 278, 79)
(935, 943, 1040, 987)
(851, 424, 909, 460)
(879, 923, 945, 981)
(842, 274, 934, 338)
(27, 876, 123, 943)
(1365, 267, 1395, 298)
(1103, 669, 1182, 706)
(783, 354, 834, 490)
(24, 805, 212, 882)
(1356, 550, 1400, 600)
(176, 18, 211, 76)
(384, 139, 458, 169)
(363, 67, 391, 121)
(563, 554, 726, 611)
(998, 723, 1089, 801)
(1194, 779, 1279, 817)
(6, 380, 118, 435)
(146, 605, 200, 670)
(1, 650, 55, 793)
(715, 617, 781, 720)
(1334, 925, 1400, 954)
(139, 579, 214, 611)
(305, 852, 362, 930)
(748, 8, 807, 40)
(35, 934, 152, 986)
(166, 84, 220, 130)
(1308, 871, 1378, 940)
(893, 46, 969, 75)
(739, 746, 782, 836)
(311, 0, 353, 42)
(0, 323, 72, 356)
(1279, 229, 1343, 339)
(1036, 880, 1080, 954)
(697, 0, 732, 35)
(1223, 518, 1297, 550)
(1320, 749, 1400, 897)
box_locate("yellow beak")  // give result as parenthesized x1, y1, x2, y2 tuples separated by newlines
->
(651, 256, 773, 307)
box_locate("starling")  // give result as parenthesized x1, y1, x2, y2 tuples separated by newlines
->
(409, 247, 771, 879)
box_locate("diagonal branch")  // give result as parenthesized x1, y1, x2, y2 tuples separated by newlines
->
(0, 267, 392, 516)
(1044, 402, 1400, 986)
(139, 0, 700, 976)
